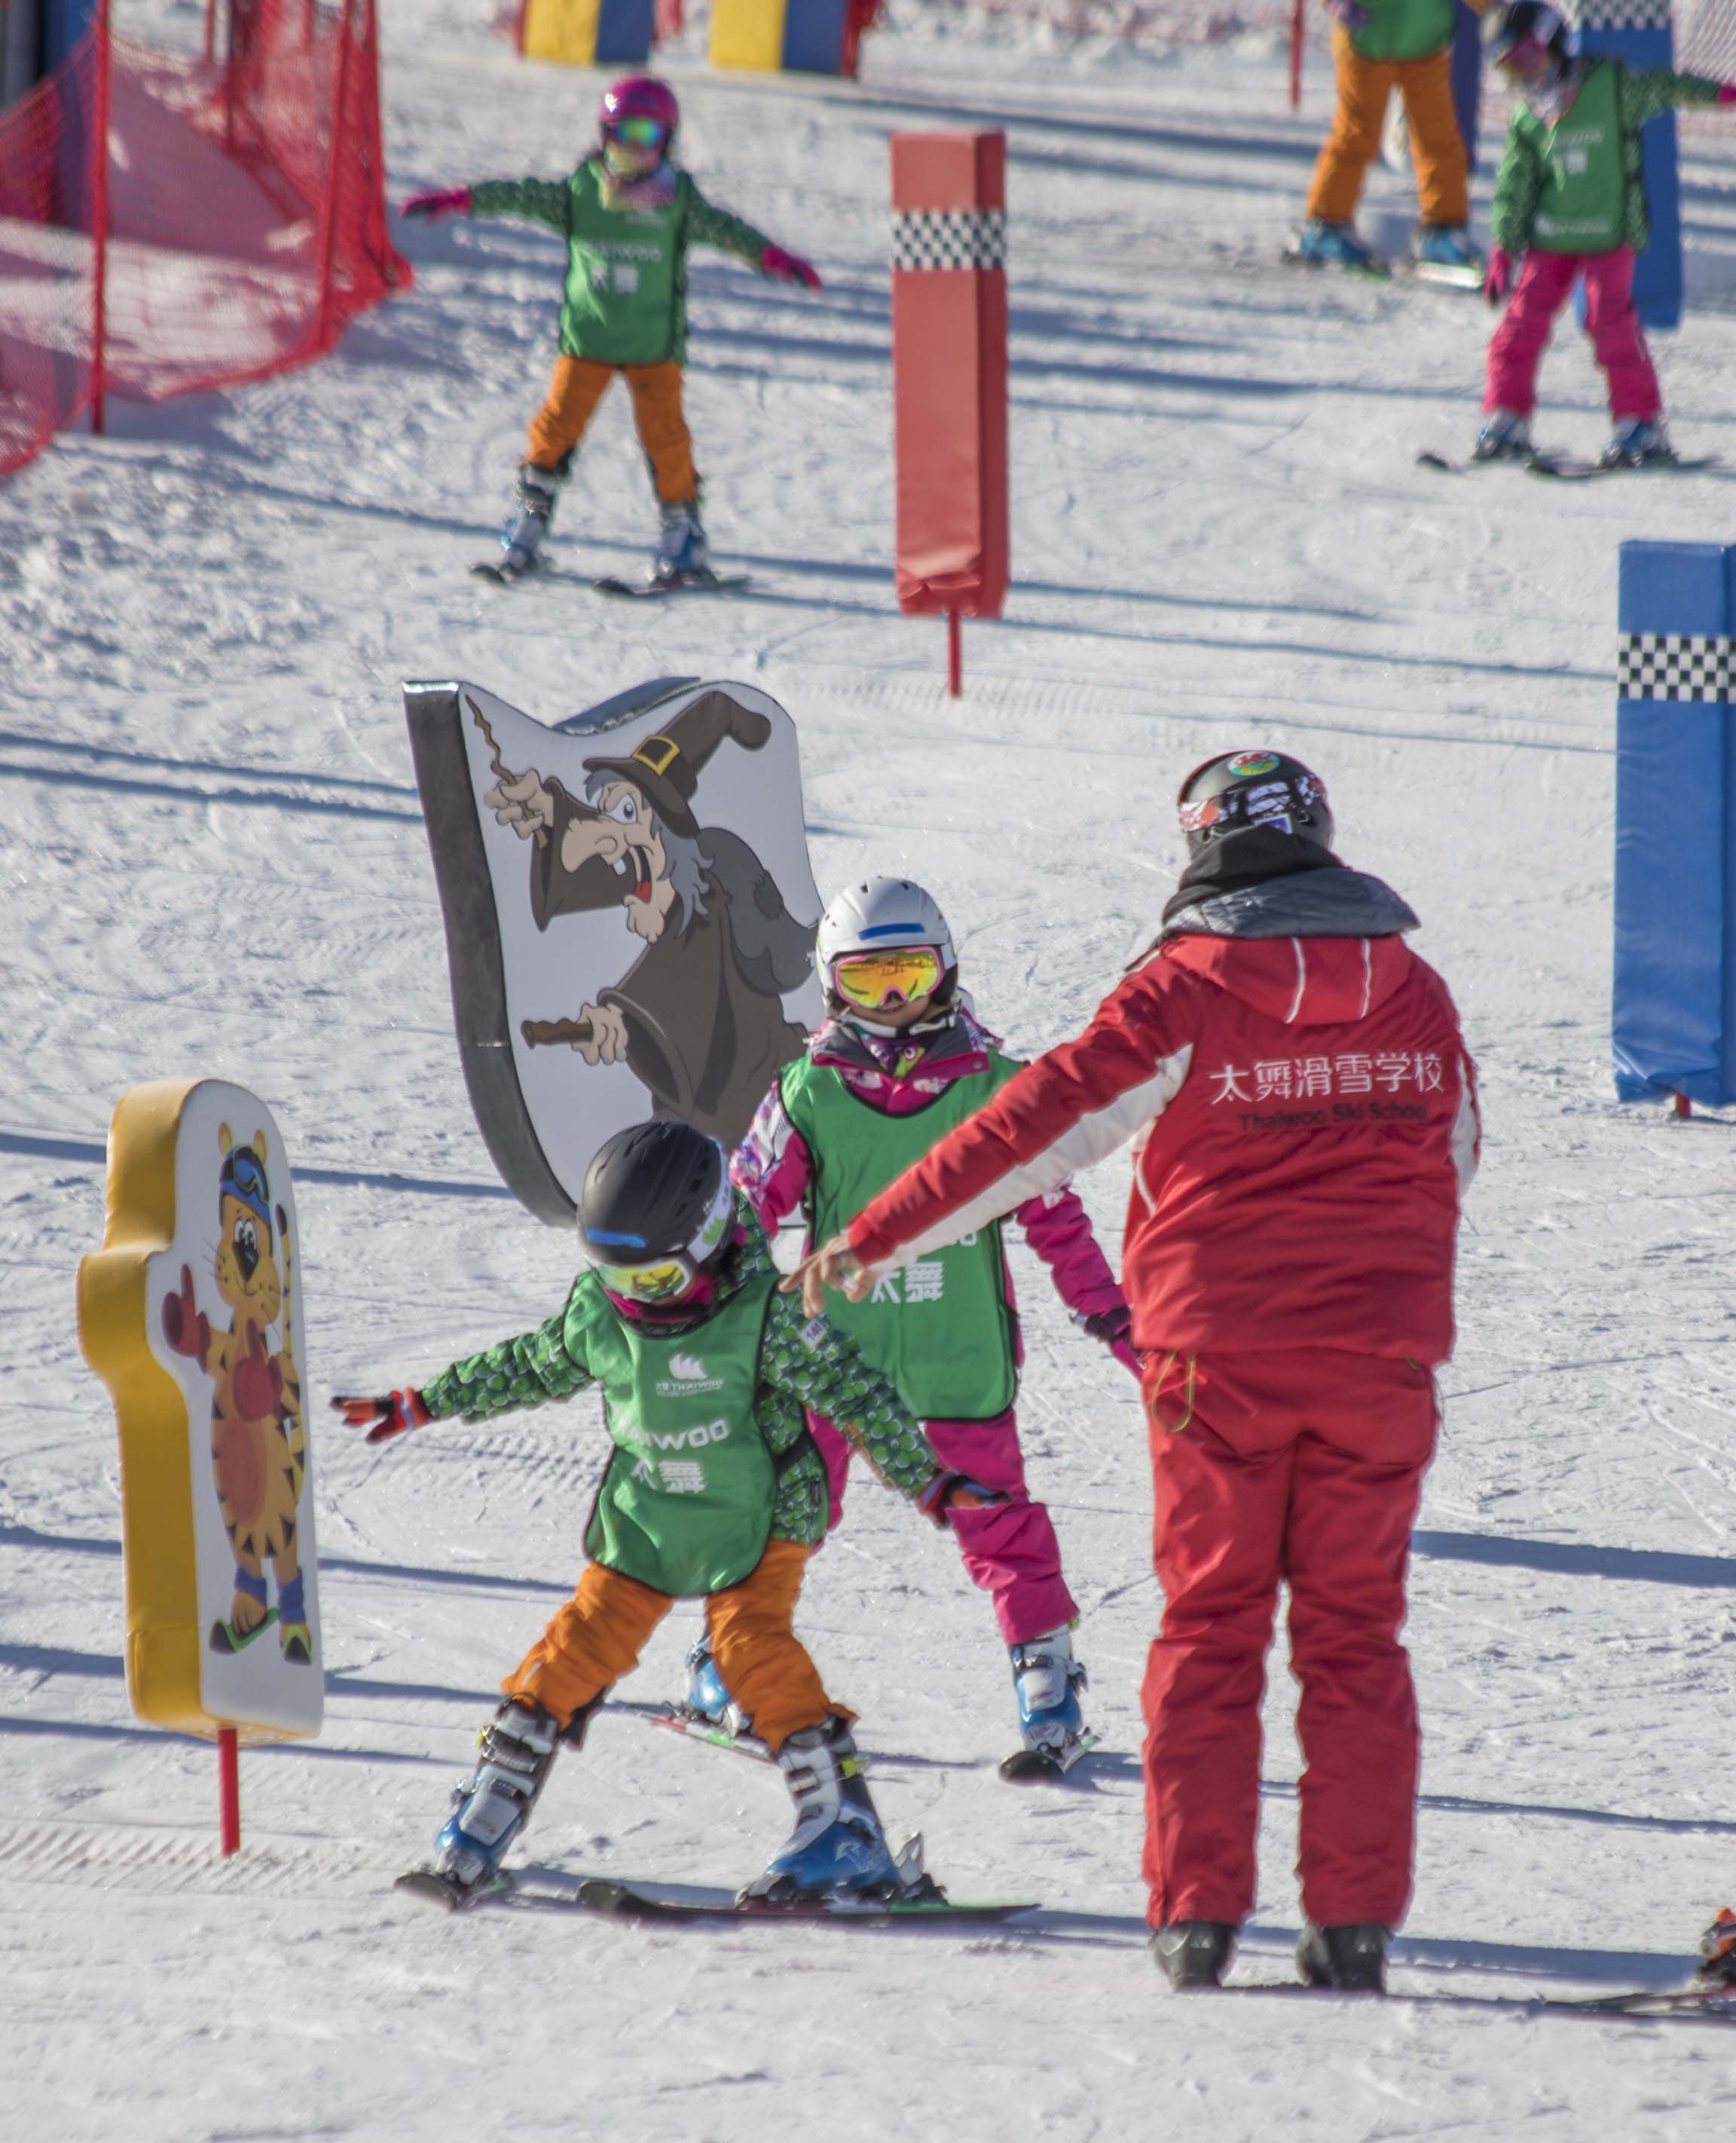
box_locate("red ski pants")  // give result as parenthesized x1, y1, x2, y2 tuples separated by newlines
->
(1140, 1348, 1438, 1931)
(1484, 246, 1661, 421)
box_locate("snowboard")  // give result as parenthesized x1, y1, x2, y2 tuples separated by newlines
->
(593, 571, 751, 601)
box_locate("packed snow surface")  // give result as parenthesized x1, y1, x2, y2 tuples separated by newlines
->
(8, 4, 1736, 2135)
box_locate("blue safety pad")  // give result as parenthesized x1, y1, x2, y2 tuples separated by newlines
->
(781, 0, 847, 75)
(594, 0, 655, 65)
(1612, 542, 1736, 1103)
(1576, 26, 1682, 331)
(1452, 4, 1482, 174)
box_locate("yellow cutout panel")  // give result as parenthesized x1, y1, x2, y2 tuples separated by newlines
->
(521, 0, 603, 66)
(710, 0, 788, 73)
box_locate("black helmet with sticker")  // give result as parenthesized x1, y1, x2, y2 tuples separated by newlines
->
(1177, 750, 1335, 858)
(577, 1120, 733, 1304)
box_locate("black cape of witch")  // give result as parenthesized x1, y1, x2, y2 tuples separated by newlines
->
(528, 691, 815, 1142)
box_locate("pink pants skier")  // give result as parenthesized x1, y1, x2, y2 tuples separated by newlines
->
(1484, 247, 1660, 421)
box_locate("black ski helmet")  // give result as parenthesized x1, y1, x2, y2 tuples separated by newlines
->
(578, 1120, 730, 1270)
(1483, 0, 1572, 72)
(1177, 750, 1335, 858)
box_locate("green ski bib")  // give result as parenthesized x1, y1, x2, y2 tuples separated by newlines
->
(576, 1272, 780, 1596)
(1349, 0, 1454, 65)
(560, 164, 689, 366)
(1529, 60, 1627, 253)
(781, 1055, 1021, 1420)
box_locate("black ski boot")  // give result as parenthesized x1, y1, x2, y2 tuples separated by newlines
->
(1297, 1921, 1388, 1992)
(1151, 1921, 1237, 1990)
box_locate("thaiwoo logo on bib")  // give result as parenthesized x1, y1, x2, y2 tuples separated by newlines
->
(656, 1352, 726, 1397)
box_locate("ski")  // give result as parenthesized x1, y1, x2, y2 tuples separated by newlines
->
(208, 1606, 278, 1654)
(568, 1878, 1036, 1926)
(1416, 448, 1557, 475)
(1398, 260, 1484, 293)
(470, 555, 540, 586)
(1218, 1978, 1736, 2019)
(394, 1866, 513, 1913)
(643, 1707, 772, 1765)
(1281, 249, 1391, 283)
(1525, 453, 1720, 484)
(999, 1732, 1098, 1784)
(593, 571, 751, 601)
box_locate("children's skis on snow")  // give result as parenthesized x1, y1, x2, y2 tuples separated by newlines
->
(642, 1701, 1098, 1785)
(1416, 448, 1719, 479)
(469, 557, 751, 597)
(394, 1865, 1034, 1927)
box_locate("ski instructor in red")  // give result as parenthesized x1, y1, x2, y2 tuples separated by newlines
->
(789, 751, 1478, 1993)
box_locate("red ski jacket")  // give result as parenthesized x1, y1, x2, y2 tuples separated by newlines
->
(846, 915, 1478, 1366)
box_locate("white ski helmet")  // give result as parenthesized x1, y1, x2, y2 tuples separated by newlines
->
(816, 876, 956, 1008)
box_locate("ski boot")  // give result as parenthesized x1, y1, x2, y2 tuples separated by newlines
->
(678, 1632, 734, 1727)
(1601, 417, 1673, 469)
(738, 1716, 904, 1906)
(653, 497, 713, 587)
(1697, 1907, 1736, 1985)
(479, 460, 564, 582)
(405, 1699, 564, 1907)
(1410, 225, 1484, 282)
(1151, 1921, 1238, 1991)
(1297, 1921, 1389, 1992)
(1287, 219, 1383, 274)
(1001, 1623, 1091, 1781)
(1472, 407, 1534, 463)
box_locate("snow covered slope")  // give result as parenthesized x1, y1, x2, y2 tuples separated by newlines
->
(7, 6, 1736, 2135)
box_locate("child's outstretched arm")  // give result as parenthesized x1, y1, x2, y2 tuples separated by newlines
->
(687, 185, 823, 290)
(331, 1289, 598, 1446)
(1621, 69, 1731, 130)
(402, 178, 573, 230)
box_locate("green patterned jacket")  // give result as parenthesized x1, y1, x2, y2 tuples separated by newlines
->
(420, 1204, 938, 1546)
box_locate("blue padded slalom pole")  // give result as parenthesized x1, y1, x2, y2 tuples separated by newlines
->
(1452, 2, 1484, 172)
(1573, 0, 1683, 329)
(1612, 542, 1736, 1108)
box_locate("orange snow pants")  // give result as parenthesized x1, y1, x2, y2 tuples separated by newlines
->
(1305, 29, 1468, 229)
(526, 357, 698, 503)
(501, 1536, 840, 1755)
(1140, 1348, 1438, 1931)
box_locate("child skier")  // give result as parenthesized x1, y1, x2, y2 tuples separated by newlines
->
(1291, 0, 1487, 276)
(718, 877, 1138, 1780)
(332, 1120, 998, 1909)
(400, 75, 821, 587)
(1475, 1, 1736, 466)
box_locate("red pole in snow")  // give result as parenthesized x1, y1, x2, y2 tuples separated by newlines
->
(1673, 1091, 1692, 1118)
(947, 610, 962, 697)
(219, 1727, 241, 1855)
(89, 0, 113, 438)
(1289, 0, 1304, 111)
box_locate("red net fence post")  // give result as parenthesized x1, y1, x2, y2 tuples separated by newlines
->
(1289, 0, 1304, 109)
(0, 0, 409, 481)
(890, 132, 1010, 699)
(90, 0, 112, 436)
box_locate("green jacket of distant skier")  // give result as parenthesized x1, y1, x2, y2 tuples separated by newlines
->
(1490, 60, 1722, 256)
(467, 158, 775, 367)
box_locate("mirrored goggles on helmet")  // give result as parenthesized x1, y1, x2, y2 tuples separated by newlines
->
(830, 946, 944, 1012)
(579, 1169, 732, 1304)
(605, 115, 670, 150)
(1497, 32, 1554, 74)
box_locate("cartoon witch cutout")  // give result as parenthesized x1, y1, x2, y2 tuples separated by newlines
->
(162, 1127, 310, 1663)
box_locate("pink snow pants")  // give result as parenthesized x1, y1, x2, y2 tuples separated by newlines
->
(811, 1411, 1077, 1645)
(1484, 246, 1661, 420)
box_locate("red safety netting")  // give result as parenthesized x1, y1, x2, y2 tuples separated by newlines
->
(0, 0, 408, 480)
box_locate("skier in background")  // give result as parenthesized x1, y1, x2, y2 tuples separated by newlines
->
(1290, 0, 1487, 276)
(787, 753, 1479, 1994)
(1474, 1, 1736, 467)
(718, 877, 1138, 1780)
(400, 75, 821, 587)
(332, 1121, 1000, 1909)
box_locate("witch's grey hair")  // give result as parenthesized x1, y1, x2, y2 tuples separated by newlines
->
(585, 769, 714, 931)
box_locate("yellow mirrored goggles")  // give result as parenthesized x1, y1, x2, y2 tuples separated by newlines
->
(594, 1255, 699, 1304)
(831, 946, 944, 1011)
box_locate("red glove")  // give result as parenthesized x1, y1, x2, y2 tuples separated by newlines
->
(401, 186, 472, 222)
(1484, 246, 1516, 308)
(331, 1389, 432, 1444)
(916, 1471, 1009, 1530)
(760, 243, 822, 291)
(1719, 84, 1736, 105)
(233, 1327, 284, 1420)
(160, 1264, 210, 1362)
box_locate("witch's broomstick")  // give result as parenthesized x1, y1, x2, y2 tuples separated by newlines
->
(466, 691, 547, 851)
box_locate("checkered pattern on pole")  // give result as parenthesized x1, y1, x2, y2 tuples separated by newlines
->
(1618, 634, 1734, 701)
(1568, 0, 1673, 28)
(891, 209, 1007, 271)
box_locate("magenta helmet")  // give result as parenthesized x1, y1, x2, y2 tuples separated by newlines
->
(599, 75, 680, 141)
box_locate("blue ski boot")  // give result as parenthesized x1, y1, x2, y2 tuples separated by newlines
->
(738, 1717, 903, 1905)
(1002, 1623, 1091, 1780)
(1287, 219, 1383, 274)
(1472, 407, 1533, 463)
(480, 460, 564, 582)
(1601, 417, 1673, 469)
(1411, 225, 1484, 281)
(426, 1699, 562, 1901)
(653, 497, 712, 586)
(680, 1633, 734, 1726)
